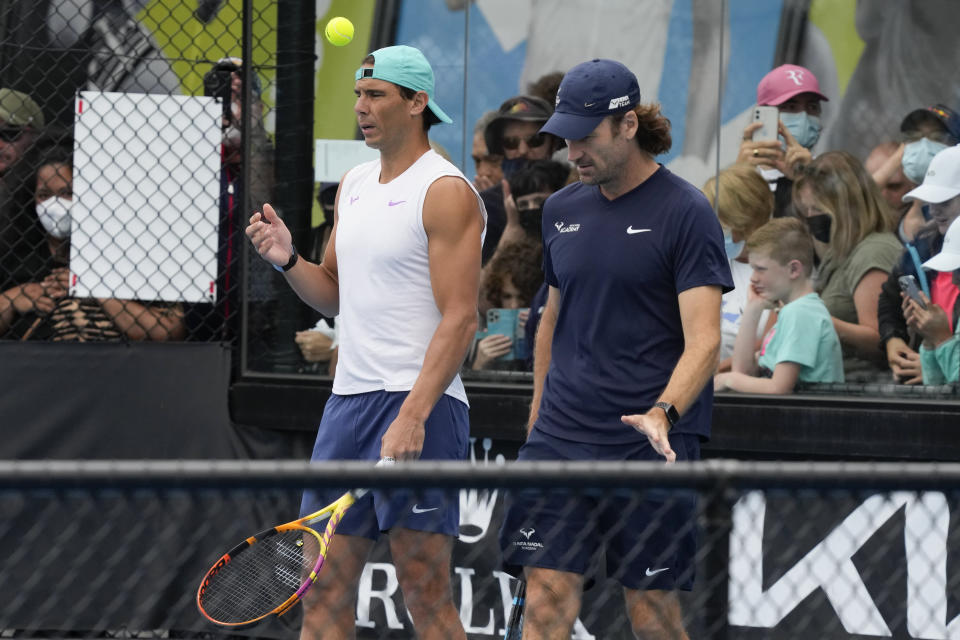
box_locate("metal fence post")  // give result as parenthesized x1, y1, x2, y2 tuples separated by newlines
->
(703, 482, 734, 640)
(260, 0, 317, 371)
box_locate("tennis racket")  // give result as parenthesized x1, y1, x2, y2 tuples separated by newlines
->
(196, 460, 390, 626)
(503, 578, 526, 639)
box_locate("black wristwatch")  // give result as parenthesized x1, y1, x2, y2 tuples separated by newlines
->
(654, 401, 679, 428)
(273, 245, 298, 272)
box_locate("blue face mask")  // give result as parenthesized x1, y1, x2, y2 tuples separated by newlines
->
(723, 232, 745, 260)
(779, 112, 822, 149)
(902, 138, 948, 184)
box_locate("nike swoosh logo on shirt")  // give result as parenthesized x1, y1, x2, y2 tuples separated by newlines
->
(412, 505, 439, 514)
(388, 200, 406, 206)
(627, 226, 652, 234)
(645, 567, 669, 576)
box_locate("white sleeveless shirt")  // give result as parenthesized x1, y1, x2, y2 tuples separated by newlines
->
(332, 149, 486, 405)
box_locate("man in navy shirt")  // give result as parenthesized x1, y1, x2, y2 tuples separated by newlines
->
(499, 59, 732, 638)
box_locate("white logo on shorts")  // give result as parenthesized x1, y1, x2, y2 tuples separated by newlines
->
(514, 527, 544, 551)
(412, 505, 439, 514)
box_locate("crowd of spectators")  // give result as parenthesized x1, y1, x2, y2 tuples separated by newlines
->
(0, 57, 274, 346)
(462, 63, 960, 391)
(2, 44, 958, 390)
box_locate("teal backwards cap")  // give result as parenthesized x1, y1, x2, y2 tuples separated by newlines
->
(355, 45, 452, 125)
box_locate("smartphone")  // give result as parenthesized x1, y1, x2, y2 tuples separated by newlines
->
(476, 308, 530, 361)
(898, 275, 927, 309)
(751, 105, 780, 142)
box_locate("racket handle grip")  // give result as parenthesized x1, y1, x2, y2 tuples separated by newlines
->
(503, 578, 525, 640)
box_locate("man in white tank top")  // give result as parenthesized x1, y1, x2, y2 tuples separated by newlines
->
(246, 45, 485, 640)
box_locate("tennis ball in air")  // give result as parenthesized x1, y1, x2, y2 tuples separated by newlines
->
(325, 17, 354, 47)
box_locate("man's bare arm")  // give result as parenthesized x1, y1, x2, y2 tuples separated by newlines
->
(527, 286, 559, 434)
(245, 186, 342, 317)
(622, 285, 723, 461)
(380, 176, 485, 459)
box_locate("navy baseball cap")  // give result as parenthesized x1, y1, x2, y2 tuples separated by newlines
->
(540, 59, 641, 141)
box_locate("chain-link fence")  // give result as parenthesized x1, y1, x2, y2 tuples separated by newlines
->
(0, 0, 282, 348)
(0, 459, 957, 639)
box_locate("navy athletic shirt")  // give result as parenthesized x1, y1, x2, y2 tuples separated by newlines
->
(536, 166, 733, 444)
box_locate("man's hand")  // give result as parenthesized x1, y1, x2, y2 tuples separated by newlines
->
(380, 415, 426, 461)
(885, 337, 922, 384)
(620, 411, 676, 463)
(736, 122, 785, 169)
(778, 124, 812, 179)
(499, 179, 526, 246)
(246, 203, 294, 268)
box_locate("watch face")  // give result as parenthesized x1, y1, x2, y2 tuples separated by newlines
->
(656, 402, 678, 425)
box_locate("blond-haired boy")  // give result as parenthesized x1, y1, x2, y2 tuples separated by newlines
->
(714, 218, 844, 393)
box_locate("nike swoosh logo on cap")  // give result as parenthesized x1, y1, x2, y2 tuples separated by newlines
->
(388, 200, 406, 206)
(645, 567, 669, 576)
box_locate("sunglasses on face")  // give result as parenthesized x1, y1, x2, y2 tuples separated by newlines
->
(501, 132, 547, 151)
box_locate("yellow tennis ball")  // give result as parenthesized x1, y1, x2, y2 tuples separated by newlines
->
(325, 17, 354, 47)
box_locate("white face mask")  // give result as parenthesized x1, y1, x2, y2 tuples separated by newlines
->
(36, 196, 72, 239)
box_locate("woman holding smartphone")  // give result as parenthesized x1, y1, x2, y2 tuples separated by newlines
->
(736, 64, 830, 218)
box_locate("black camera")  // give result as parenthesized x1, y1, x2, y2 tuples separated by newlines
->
(203, 57, 242, 118)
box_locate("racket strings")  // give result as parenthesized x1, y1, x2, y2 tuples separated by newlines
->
(199, 529, 316, 623)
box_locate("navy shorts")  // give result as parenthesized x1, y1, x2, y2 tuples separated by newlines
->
(498, 427, 700, 591)
(299, 390, 469, 540)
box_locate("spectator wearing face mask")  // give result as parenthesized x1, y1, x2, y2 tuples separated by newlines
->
(736, 64, 829, 218)
(479, 161, 569, 362)
(482, 159, 569, 268)
(878, 144, 960, 384)
(701, 164, 775, 370)
(872, 105, 960, 245)
(904, 216, 960, 384)
(0, 154, 185, 341)
(479, 96, 565, 264)
(793, 151, 902, 381)
(0, 88, 48, 291)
